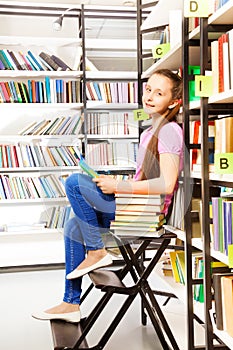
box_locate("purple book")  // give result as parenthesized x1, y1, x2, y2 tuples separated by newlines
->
(224, 201, 233, 255)
(212, 197, 220, 251)
(0, 58, 5, 70)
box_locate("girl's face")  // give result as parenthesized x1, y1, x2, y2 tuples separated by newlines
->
(142, 73, 176, 116)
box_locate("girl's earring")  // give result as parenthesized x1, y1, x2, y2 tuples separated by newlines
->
(168, 102, 178, 109)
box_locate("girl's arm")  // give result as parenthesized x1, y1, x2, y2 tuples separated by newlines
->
(93, 152, 180, 195)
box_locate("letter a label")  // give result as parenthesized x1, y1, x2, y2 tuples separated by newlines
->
(184, 0, 209, 18)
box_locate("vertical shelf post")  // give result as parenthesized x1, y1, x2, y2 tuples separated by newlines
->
(182, 15, 196, 350)
(200, 16, 213, 350)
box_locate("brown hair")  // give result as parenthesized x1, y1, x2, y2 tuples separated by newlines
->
(140, 69, 182, 180)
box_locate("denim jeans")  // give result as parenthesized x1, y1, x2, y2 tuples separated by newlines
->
(63, 173, 115, 304)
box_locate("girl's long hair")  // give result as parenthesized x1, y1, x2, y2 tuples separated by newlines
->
(140, 69, 183, 181)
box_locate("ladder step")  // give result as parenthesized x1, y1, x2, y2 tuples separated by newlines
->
(89, 269, 125, 289)
(50, 319, 88, 349)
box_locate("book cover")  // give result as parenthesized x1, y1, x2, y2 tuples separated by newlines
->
(27, 50, 44, 71)
(39, 52, 62, 71)
(213, 272, 233, 330)
(175, 251, 185, 285)
(8, 50, 22, 70)
(111, 226, 165, 237)
(212, 197, 223, 252)
(114, 213, 164, 223)
(115, 194, 164, 206)
(169, 251, 183, 283)
(221, 275, 233, 336)
(50, 54, 71, 71)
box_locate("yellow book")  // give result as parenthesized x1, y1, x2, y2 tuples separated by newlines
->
(169, 251, 183, 283)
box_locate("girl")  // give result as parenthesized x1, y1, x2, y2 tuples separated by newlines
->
(32, 69, 183, 323)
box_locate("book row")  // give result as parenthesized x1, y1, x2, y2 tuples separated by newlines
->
(0, 78, 80, 103)
(86, 111, 138, 136)
(0, 173, 68, 200)
(86, 142, 138, 167)
(0, 49, 71, 71)
(190, 117, 233, 173)
(20, 113, 83, 136)
(212, 196, 233, 256)
(169, 250, 229, 293)
(43, 205, 74, 230)
(0, 205, 74, 232)
(211, 28, 233, 94)
(0, 143, 82, 168)
(86, 81, 138, 103)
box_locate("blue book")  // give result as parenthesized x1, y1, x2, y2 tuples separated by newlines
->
(27, 50, 43, 71)
(45, 76, 51, 103)
(27, 80, 32, 103)
(79, 158, 99, 178)
(38, 177, 50, 198)
(93, 82, 102, 100)
(6, 146, 12, 167)
(26, 54, 37, 70)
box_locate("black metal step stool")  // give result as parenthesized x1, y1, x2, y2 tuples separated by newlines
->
(50, 230, 180, 350)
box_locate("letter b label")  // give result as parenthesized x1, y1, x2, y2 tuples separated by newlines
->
(215, 153, 233, 174)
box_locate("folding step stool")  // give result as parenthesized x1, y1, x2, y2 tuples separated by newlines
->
(50, 229, 180, 350)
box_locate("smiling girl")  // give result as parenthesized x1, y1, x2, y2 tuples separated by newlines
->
(32, 69, 183, 323)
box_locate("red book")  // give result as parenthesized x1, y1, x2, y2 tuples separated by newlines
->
(31, 80, 36, 103)
(218, 33, 228, 93)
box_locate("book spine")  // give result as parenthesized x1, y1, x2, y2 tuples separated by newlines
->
(39, 52, 62, 71)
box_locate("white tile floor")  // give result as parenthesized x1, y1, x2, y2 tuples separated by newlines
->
(0, 267, 205, 350)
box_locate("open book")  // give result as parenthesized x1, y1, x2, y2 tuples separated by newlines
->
(72, 148, 99, 178)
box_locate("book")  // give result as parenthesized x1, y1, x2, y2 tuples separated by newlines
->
(79, 158, 99, 178)
(175, 251, 185, 284)
(169, 250, 183, 283)
(115, 193, 165, 206)
(213, 272, 233, 330)
(215, 117, 233, 154)
(111, 226, 165, 237)
(221, 275, 233, 336)
(114, 213, 164, 223)
(50, 54, 71, 71)
(39, 52, 62, 71)
(27, 50, 44, 71)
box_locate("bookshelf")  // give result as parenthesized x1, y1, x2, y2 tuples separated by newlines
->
(138, 0, 233, 349)
(81, 5, 139, 177)
(0, 2, 84, 267)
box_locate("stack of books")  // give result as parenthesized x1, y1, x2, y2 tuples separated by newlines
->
(110, 193, 165, 237)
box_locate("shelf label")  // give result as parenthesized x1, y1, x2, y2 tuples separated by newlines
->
(152, 43, 170, 59)
(228, 245, 233, 268)
(184, 0, 209, 18)
(133, 109, 149, 121)
(215, 153, 233, 174)
(195, 75, 213, 97)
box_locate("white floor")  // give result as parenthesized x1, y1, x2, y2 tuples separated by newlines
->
(0, 267, 205, 350)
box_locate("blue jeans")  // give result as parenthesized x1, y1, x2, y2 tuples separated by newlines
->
(63, 173, 115, 305)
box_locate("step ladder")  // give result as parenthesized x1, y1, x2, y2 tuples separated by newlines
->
(50, 231, 180, 350)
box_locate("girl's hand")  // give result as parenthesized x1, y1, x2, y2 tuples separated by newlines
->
(93, 175, 118, 194)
